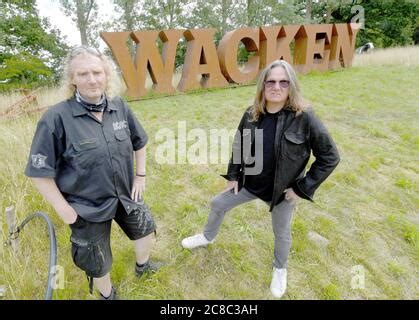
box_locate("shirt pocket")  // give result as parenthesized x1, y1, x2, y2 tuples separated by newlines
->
(283, 132, 309, 160)
(72, 138, 104, 169)
(114, 130, 133, 156)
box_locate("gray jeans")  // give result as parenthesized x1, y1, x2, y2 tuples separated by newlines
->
(203, 187, 296, 269)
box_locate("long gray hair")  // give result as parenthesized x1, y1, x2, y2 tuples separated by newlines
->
(251, 59, 308, 121)
(61, 46, 123, 99)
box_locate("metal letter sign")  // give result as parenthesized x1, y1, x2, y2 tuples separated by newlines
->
(101, 24, 359, 98)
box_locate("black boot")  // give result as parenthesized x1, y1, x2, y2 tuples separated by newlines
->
(135, 260, 163, 277)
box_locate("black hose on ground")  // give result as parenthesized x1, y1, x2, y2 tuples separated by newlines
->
(6, 211, 57, 300)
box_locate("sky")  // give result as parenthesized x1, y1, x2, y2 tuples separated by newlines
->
(36, 0, 115, 48)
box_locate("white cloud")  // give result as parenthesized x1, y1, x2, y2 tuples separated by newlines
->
(36, 0, 116, 48)
(36, 0, 80, 46)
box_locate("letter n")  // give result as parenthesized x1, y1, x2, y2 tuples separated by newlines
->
(329, 23, 360, 69)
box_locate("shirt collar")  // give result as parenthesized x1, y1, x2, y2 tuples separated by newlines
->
(107, 98, 118, 112)
(70, 96, 118, 116)
(69, 97, 88, 117)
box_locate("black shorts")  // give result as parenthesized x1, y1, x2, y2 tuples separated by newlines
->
(69, 200, 156, 278)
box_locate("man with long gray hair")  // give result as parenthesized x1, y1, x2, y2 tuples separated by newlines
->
(25, 46, 160, 300)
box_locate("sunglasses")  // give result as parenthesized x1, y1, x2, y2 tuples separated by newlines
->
(264, 80, 290, 89)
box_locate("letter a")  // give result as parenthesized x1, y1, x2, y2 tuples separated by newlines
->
(178, 29, 228, 92)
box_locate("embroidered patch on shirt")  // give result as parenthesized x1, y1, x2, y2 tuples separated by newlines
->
(31, 154, 47, 169)
(113, 120, 127, 131)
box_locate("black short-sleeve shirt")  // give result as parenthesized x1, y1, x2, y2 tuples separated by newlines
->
(25, 96, 148, 222)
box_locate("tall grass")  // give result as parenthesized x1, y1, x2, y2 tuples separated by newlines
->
(0, 86, 65, 115)
(0, 47, 418, 300)
(352, 46, 419, 67)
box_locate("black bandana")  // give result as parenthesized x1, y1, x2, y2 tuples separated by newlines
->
(75, 90, 107, 112)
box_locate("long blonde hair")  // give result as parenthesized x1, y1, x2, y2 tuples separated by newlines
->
(251, 59, 308, 121)
(60, 46, 123, 99)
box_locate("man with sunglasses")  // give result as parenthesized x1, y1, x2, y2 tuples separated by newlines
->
(181, 59, 340, 299)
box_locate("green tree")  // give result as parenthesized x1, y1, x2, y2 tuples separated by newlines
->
(239, 0, 304, 27)
(0, 0, 69, 91)
(111, 0, 143, 55)
(139, 0, 191, 30)
(326, 0, 418, 47)
(136, 0, 191, 68)
(0, 53, 52, 89)
(311, 0, 353, 23)
(235, 0, 305, 64)
(188, 0, 240, 36)
(112, 0, 142, 31)
(58, 0, 100, 47)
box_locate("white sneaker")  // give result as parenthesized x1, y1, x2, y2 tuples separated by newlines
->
(270, 267, 287, 298)
(181, 233, 214, 249)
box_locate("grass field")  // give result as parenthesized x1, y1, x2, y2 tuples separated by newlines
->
(0, 49, 418, 300)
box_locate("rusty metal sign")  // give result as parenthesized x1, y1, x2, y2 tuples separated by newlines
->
(101, 24, 359, 98)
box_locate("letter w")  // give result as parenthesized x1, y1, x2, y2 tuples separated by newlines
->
(101, 30, 184, 98)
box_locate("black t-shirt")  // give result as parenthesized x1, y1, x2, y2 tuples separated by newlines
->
(244, 110, 279, 202)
